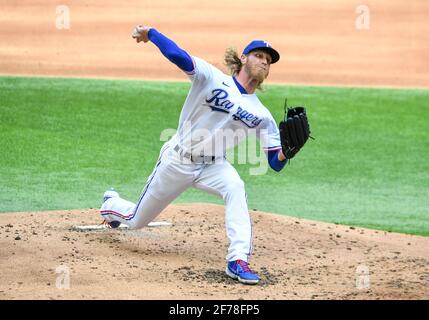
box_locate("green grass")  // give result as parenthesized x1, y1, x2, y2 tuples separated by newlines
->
(0, 76, 428, 236)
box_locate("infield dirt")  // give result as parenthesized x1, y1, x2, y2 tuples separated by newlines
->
(1, 0, 428, 87)
(0, 204, 428, 300)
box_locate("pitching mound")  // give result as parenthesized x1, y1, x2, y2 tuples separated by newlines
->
(0, 203, 428, 300)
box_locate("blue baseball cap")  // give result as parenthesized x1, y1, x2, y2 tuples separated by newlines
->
(242, 40, 280, 64)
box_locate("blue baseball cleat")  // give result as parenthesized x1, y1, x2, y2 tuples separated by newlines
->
(225, 259, 260, 285)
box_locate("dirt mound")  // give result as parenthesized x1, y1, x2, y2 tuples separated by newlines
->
(0, 203, 427, 300)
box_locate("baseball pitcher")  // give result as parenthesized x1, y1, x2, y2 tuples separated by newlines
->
(100, 25, 311, 285)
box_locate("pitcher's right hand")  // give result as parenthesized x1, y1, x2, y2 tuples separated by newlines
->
(132, 25, 151, 43)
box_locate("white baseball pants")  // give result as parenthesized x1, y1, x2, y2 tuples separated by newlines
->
(100, 142, 253, 262)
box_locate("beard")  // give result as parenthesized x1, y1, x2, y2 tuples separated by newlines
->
(245, 63, 268, 84)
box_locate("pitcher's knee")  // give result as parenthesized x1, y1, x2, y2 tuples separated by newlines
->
(223, 179, 246, 199)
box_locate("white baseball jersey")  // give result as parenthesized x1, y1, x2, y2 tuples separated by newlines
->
(169, 56, 282, 157)
(100, 55, 281, 264)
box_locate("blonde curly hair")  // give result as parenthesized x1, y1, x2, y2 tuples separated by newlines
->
(223, 47, 264, 90)
(223, 47, 242, 76)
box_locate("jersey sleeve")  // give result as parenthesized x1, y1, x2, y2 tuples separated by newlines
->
(148, 28, 195, 74)
(258, 113, 288, 171)
(187, 56, 214, 84)
(258, 113, 282, 153)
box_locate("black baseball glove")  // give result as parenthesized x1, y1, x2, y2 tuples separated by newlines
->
(279, 106, 311, 159)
